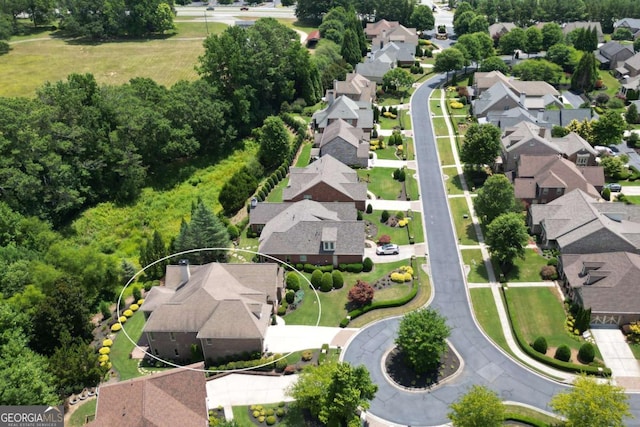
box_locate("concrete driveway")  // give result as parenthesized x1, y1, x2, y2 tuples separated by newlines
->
(264, 325, 354, 353)
(591, 327, 640, 378)
(206, 373, 297, 408)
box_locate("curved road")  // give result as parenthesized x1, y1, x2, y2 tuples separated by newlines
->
(343, 74, 640, 425)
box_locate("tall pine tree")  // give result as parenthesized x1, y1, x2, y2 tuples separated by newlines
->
(341, 29, 362, 68)
(172, 200, 230, 264)
(139, 229, 168, 280)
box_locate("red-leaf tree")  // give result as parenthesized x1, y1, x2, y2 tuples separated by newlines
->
(348, 280, 375, 307)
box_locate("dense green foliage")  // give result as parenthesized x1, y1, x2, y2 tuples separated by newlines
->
(551, 375, 631, 426)
(473, 174, 516, 224)
(532, 336, 548, 354)
(448, 385, 505, 427)
(288, 362, 377, 426)
(395, 308, 451, 373)
(459, 123, 502, 166)
(578, 342, 595, 363)
(218, 166, 261, 214)
(486, 213, 528, 269)
(571, 52, 598, 92)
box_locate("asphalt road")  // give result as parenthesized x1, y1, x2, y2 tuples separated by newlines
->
(343, 74, 640, 426)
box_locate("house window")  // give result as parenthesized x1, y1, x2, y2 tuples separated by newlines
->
(205, 339, 212, 346)
(300, 255, 307, 262)
(303, 195, 312, 200)
(149, 332, 155, 341)
(323, 241, 335, 251)
(576, 154, 589, 166)
(169, 332, 176, 341)
(542, 188, 549, 195)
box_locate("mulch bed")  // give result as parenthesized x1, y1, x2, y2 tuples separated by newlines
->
(384, 345, 460, 389)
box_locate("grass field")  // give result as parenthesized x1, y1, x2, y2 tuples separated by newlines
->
(110, 310, 145, 380)
(470, 288, 509, 351)
(363, 211, 424, 245)
(357, 168, 403, 200)
(493, 249, 548, 282)
(437, 138, 456, 165)
(1, 23, 229, 98)
(444, 170, 465, 195)
(448, 197, 478, 245)
(267, 177, 289, 203)
(432, 117, 450, 137)
(233, 403, 306, 426)
(68, 398, 96, 426)
(295, 142, 312, 167)
(283, 259, 414, 326)
(461, 249, 489, 283)
(504, 287, 580, 350)
(70, 144, 258, 262)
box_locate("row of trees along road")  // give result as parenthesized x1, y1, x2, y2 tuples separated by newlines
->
(0, 17, 320, 405)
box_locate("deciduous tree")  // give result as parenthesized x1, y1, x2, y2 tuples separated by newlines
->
(409, 5, 435, 33)
(395, 308, 451, 373)
(459, 123, 502, 167)
(288, 362, 377, 426)
(592, 110, 626, 146)
(486, 212, 528, 271)
(382, 67, 413, 93)
(434, 48, 465, 80)
(348, 279, 374, 307)
(448, 385, 505, 427)
(257, 116, 290, 170)
(499, 27, 525, 56)
(541, 22, 564, 50)
(524, 26, 543, 56)
(480, 56, 509, 73)
(473, 174, 516, 224)
(550, 375, 631, 427)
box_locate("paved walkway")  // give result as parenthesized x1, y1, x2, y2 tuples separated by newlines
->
(206, 374, 297, 408)
(264, 325, 356, 353)
(591, 328, 640, 378)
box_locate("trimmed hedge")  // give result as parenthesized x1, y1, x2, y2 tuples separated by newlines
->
(363, 257, 373, 272)
(555, 345, 571, 362)
(532, 336, 547, 354)
(320, 272, 333, 292)
(311, 269, 323, 288)
(286, 273, 300, 292)
(504, 413, 550, 427)
(578, 342, 595, 364)
(340, 279, 419, 327)
(332, 270, 344, 289)
(503, 289, 611, 377)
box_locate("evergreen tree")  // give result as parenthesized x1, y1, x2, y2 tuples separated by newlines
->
(348, 6, 367, 55)
(571, 52, 597, 92)
(177, 200, 230, 264)
(341, 29, 361, 67)
(140, 230, 168, 279)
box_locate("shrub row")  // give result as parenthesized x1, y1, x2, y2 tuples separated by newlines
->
(293, 262, 366, 274)
(504, 413, 550, 427)
(340, 279, 419, 327)
(503, 290, 611, 377)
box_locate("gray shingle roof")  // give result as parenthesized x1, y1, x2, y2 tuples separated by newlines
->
(599, 41, 634, 60)
(250, 201, 356, 226)
(87, 363, 207, 427)
(529, 189, 640, 251)
(563, 22, 604, 42)
(283, 155, 367, 203)
(320, 119, 363, 149)
(312, 96, 374, 130)
(562, 252, 640, 315)
(515, 155, 602, 200)
(256, 200, 363, 256)
(473, 81, 520, 116)
(142, 263, 280, 339)
(614, 18, 640, 31)
(333, 73, 376, 103)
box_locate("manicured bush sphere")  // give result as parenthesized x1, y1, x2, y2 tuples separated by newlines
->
(578, 342, 595, 363)
(532, 336, 547, 354)
(554, 344, 571, 362)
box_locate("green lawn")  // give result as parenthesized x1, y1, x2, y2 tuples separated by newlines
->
(447, 197, 478, 245)
(405, 172, 420, 201)
(378, 115, 400, 130)
(400, 109, 412, 130)
(357, 168, 403, 200)
(470, 288, 509, 351)
(595, 71, 621, 98)
(173, 21, 227, 38)
(432, 117, 450, 137)
(1, 30, 223, 98)
(363, 211, 413, 244)
(295, 142, 312, 167)
(461, 249, 489, 283)
(68, 399, 96, 426)
(504, 287, 581, 350)
(266, 177, 289, 203)
(444, 170, 465, 195)
(625, 195, 640, 205)
(376, 90, 410, 106)
(437, 138, 456, 165)
(430, 99, 444, 113)
(283, 260, 414, 326)
(493, 249, 548, 282)
(374, 145, 402, 160)
(233, 403, 305, 426)
(504, 404, 562, 426)
(110, 310, 145, 380)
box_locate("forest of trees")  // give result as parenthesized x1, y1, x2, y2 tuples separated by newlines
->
(0, 17, 321, 405)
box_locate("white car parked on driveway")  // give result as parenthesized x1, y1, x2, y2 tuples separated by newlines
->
(376, 243, 399, 255)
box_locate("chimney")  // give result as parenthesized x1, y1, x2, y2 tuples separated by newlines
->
(178, 259, 190, 287)
(537, 109, 544, 122)
(519, 92, 526, 107)
(250, 197, 258, 210)
(326, 89, 335, 105)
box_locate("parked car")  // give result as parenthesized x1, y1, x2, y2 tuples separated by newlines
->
(376, 243, 399, 255)
(606, 183, 622, 192)
(608, 145, 620, 153)
(240, 6, 249, 10)
(594, 145, 614, 156)
(206, 6, 214, 10)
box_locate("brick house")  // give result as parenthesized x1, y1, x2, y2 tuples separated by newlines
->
(559, 252, 640, 325)
(249, 200, 364, 266)
(528, 189, 640, 253)
(514, 154, 604, 206)
(283, 154, 368, 210)
(312, 95, 374, 134)
(313, 120, 370, 169)
(142, 262, 283, 362)
(87, 363, 208, 427)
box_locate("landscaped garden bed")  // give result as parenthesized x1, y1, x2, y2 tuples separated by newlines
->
(385, 344, 460, 389)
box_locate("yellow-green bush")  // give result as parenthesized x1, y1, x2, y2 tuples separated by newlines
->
(119, 316, 127, 323)
(450, 101, 464, 109)
(123, 309, 134, 318)
(111, 323, 122, 332)
(137, 299, 145, 305)
(383, 112, 397, 119)
(102, 338, 113, 347)
(390, 272, 405, 283)
(253, 410, 260, 418)
(398, 219, 408, 227)
(399, 265, 414, 275)
(130, 304, 139, 312)
(98, 354, 109, 363)
(99, 347, 111, 355)
(403, 272, 412, 282)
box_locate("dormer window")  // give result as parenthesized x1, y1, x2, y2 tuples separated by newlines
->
(322, 227, 337, 252)
(323, 241, 335, 251)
